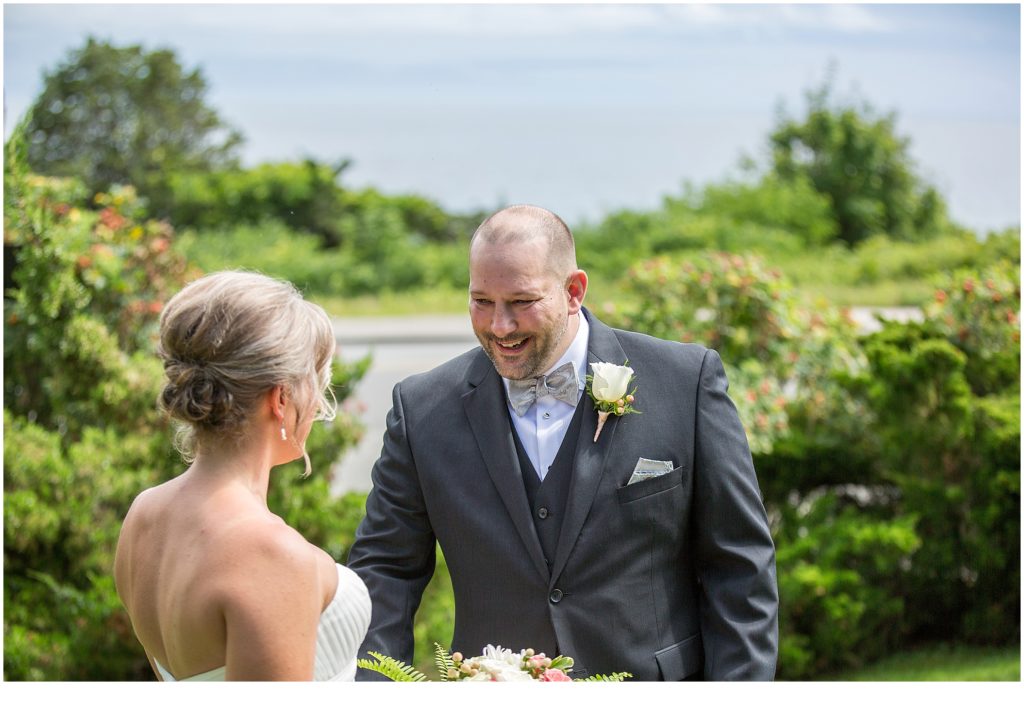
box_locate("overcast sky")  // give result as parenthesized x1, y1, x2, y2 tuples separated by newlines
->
(3, 2, 1020, 232)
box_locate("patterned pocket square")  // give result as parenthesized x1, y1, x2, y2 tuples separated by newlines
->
(627, 457, 675, 485)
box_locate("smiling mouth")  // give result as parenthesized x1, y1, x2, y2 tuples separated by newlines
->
(495, 337, 530, 353)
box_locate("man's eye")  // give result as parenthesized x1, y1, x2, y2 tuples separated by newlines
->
(473, 298, 493, 306)
(513, 299, 534, 305)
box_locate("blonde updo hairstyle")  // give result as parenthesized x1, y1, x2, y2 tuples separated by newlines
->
(157, 271, 337, 475)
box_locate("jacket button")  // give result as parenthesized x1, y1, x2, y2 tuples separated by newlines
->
(549, 589, 563, 603)
(537, 507, 549, 519)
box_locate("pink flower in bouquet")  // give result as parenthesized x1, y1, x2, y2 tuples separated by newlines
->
(541, 668, 571, 682)
(529, 654, 550, 668)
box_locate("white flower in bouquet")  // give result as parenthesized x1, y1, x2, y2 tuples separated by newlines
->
(465, 660, 533, 681)
(465, 645, 539, 681)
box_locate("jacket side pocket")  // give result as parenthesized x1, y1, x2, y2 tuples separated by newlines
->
(655, 632, 703, 680)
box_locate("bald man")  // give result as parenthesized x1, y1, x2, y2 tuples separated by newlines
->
(348, 205, 778, 680)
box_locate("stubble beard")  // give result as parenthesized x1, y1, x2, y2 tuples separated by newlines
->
(478, 315, 568, 381)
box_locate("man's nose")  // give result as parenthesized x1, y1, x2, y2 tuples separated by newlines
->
(491, 305, 517, 338)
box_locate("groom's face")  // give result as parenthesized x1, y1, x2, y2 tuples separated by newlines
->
(469, 239, 573, 380)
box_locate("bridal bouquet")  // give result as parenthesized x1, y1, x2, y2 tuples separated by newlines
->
(358, 643, 631, 682)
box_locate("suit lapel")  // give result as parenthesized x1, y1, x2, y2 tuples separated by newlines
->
(550, 309, 628, 584)
(462, 351, 550, 581)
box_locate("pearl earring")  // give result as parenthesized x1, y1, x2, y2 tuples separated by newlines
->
(280, 423, 287, 441)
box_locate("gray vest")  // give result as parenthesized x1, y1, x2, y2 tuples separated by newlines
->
(509, 400, 587, 571)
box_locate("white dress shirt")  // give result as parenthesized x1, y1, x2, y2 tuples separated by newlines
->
(502, 313, 590, 481)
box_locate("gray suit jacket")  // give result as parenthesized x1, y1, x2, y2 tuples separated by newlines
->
(348, 309, 779, 680)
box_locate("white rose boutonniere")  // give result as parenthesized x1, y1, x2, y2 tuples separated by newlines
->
(586, 362, 641, 442)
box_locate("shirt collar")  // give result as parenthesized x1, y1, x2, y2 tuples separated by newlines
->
(501, 312, 590, 393)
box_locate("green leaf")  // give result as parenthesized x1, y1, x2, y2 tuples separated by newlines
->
(433, 642, 455, 678)
(356, 651, 429, 682)
(548, 655, 574, 671)
(576, 672, 633, 682)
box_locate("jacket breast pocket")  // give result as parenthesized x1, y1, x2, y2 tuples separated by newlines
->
(616, 462, 685, 504)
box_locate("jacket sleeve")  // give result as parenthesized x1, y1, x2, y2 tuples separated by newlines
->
(347, 381, 436, 678)
(692, 349, 779, 680)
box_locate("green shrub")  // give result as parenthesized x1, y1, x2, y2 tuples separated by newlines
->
(775, 491, 920, 678)
(673, 173, 838, 248)
(924, 261, 1020, 396)
(574, 193, 813, 284)
(3, 412, 167, 680)
(852, 317, 1019, 646)
(3, 128, 368, 679)
(176, 220, 343, 292)
(177, 217, 469, 299)
(962, 394, 1021, 642)
(604, 252, 866, 460)
(166, 162, 478, 293)
(166, 160, 349, 246)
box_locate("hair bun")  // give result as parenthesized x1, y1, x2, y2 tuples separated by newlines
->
(160, 359, 235, 428)
(156, 270, 337, 462)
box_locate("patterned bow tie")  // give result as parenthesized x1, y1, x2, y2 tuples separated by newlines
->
(507, 362, 579, 417)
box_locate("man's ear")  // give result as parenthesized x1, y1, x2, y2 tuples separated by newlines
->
(566, 270, 588, 313)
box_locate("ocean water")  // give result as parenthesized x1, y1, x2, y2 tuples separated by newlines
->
(233, 103, 1020, 234)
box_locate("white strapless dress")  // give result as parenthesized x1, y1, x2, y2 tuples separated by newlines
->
(153, 563, 371, 681)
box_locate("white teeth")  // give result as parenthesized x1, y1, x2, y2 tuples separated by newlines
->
(498, 339, 525, 349)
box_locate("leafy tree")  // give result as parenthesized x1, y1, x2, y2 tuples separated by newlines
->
(769, 77, 947, 246)
(25, 37, 242, 212)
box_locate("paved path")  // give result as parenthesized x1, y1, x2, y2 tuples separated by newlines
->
(331, 315, 476, 344)
(330, 315, 477, 495)
(328, 307, 923, 496)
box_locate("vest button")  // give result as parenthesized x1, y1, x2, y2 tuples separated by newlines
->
(549, 589, 563, 603)
(537, 507, 549, 519)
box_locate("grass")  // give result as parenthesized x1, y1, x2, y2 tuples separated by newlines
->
(308, 277, 926, 318)
(820, 643, 1021, 681)
(793, 279, 935, 307)
(309, 272, 624, 317)
(310, 286, 467, 317)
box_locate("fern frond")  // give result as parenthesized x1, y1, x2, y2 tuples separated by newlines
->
(577, 672, 633, 682)
(433, 642, 455, 678)
(356, 651, 429, 682)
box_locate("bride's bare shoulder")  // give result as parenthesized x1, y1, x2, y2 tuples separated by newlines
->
(120, 474, 188, 525)
(219, 511, 313, 564)
(209, 514, 328, 616)
(114, 480, 184, 598)
(116, 481, 176, 554)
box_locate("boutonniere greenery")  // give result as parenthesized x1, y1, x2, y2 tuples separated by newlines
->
(586, 361, 640, 442)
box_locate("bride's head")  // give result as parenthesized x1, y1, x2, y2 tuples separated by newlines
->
(157, 270, 337, 474)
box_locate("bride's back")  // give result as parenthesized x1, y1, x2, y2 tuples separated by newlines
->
(115, 471, 317, 679)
